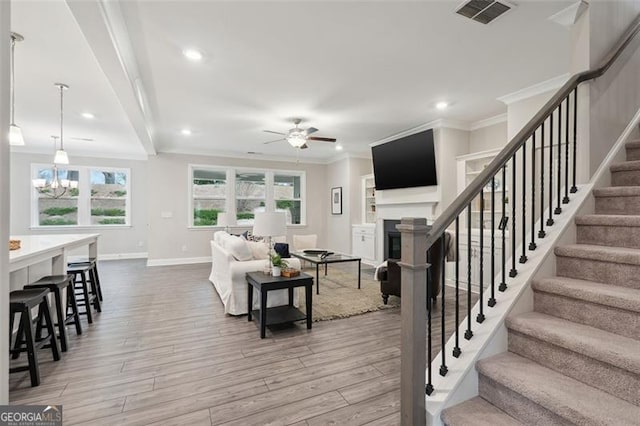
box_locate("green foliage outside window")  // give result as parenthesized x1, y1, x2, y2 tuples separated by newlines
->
(91, 208, 126, 217)
(194, 209, 220, 226)
(42, 207, 77, 216)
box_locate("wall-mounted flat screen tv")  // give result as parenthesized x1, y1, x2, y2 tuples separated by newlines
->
(371, 129, 437, 190)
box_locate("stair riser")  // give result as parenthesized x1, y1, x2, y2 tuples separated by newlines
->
(508, 330, 639, 405)
(576, 224, 640, 249)
(594, 195, 640, 215)
(533, 291, 639, 340)
(625, 147, 640, 161)
(611, 170, 640, 186)
(556, 255, 640, 289)
(479, 374, 573, 426)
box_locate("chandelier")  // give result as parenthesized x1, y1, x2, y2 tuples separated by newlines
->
(9, 32, 24, 146)
(32, 83, 77, 198)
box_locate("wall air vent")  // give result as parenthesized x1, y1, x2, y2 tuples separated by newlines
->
(456, 0, 513, 24)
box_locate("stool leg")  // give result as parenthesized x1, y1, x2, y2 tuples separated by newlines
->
(79, 273, 93, 324)
(9, 311, 15, 348)
(12, 313, 25, 360)
(35, 307, 44, 341)
(21, 307, 40, 387)
(66, 283, 82, 335)
(93, 264, 103, 302)
(40, 300, 60, 362)
(88, 270, 101, 313)
(53, 289, 68, 352)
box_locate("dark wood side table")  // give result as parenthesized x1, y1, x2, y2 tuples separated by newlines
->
(246, 271, 313, 339)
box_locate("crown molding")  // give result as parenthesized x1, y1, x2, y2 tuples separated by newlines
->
(470, 113, 508, 131)
(497, 73, 570, 105)
(157, 146, 330, 165)
(369, 118, 472, 147)
(10, 146, 149, 161)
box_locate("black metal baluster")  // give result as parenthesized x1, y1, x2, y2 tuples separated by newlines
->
(440, 236, 448, 376)
(563, 96, 570, 204)
(509, 155, 517, 277)
(520, 142, 528, 264)
(465, 204, 473, 340)
(489, 177, 496, 307)
(571, 88, 578, 193)
(530, 130, 537, 251)
(426, 259, 433, 395)
(539, 121, 546, 238)
(555, 103, 563, 215)
(547, 111, 555, 226)
(453, 217, 461, 357)
(499, 165, 507, 292)
(477, 189, 485, 323)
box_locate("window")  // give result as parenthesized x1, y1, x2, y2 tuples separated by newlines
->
(235, 171, 266, 225)
(31, 164, 130, 228)
(34, 167, 80, 226)
(189, 165, 306, 228)
(274, 173, 303, 225)
(192, 168, 227, 226)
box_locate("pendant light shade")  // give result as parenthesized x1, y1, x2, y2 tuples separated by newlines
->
(53, 149, 69, 165)
(54, 83, 70, 164)
(9, 32, 25, 146)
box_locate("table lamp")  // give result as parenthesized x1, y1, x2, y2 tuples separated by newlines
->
(217, 212, 236, 233)
(253, 212, 287, 273)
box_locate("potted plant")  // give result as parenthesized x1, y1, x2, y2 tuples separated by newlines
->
(270, 253, 288, 277)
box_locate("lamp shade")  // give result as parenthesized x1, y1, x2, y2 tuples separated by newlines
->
(217, 212, 236, 227)
(9, 124, 24, 146)
(54, 149, 69, 165)
(252, 212, 286, 237)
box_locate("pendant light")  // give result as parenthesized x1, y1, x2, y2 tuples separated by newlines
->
(53, 83, 69, 165)
(9, 32, 24, 146)
(32, 136, 78, 198)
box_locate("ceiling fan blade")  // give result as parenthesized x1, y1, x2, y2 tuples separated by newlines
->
(263, 138, 285, 144)
(263, 130, 287, 136)
(307, 136, 336, 143)
(304, 127, 318, 136)
(300, 143, 309, 149)
(70, 137, 94, 142)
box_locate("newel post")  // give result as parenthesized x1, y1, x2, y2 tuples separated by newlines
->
(397, 217, 429, 426)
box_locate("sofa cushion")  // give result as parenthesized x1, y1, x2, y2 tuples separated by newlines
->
(226, 236, 253, 261)
(274, 242, 290, 258)
(247, 241, 270, 260)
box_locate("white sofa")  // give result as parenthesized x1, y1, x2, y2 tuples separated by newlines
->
(209, 231, 301, 315)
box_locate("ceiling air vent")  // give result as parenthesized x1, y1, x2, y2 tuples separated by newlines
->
(456, 0, 513, 24)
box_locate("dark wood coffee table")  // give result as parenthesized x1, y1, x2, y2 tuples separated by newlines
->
(291, 251, 361, 294)
(246, 271, 313, 339)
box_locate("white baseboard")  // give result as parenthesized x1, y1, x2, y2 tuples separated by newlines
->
(146, 256, 211, 267)
(92, 252, 148, 261)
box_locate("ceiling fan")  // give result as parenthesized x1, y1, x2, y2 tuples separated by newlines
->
(263, 118, 336, 149)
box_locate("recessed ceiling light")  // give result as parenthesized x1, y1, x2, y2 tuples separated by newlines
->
(181, 128, 192, 136)
(335, 145, 343, 151)
(81, 112, 95, 119)
(183, 48, 203, 62)
(436, 102, 449, 110)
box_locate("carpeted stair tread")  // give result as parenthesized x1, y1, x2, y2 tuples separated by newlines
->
(477, 353, 640, 425)
(441, 397, 523, 426)
(506, 312, 640, 375)
(593, 186, 640, 197)
(555, 243, 640, 265)
(610, 160, 640, 172)
(532, 276, 640, 313)
(576, 214, 640, 226)
(626, 140, 640, 149)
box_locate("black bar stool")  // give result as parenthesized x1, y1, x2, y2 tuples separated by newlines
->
(68, 265, 101, 324)
(24, 274, 82, 352)
(68, 258, 103, 302)
(9, 289, 61, 387)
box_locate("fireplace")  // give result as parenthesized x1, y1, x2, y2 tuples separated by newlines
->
(383, 220, 401, 259)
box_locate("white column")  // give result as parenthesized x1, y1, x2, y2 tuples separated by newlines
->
(0, 0, 12, 404)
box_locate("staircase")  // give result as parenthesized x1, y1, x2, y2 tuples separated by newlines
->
(441, 141, 640, 425)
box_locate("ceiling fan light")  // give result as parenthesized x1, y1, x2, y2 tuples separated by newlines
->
(54, 149, 69, 165)
(287, 135, 306, 148)
(9, 124, 24, 146)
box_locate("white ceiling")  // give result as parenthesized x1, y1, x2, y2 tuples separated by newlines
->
(10, 0, 574, 162)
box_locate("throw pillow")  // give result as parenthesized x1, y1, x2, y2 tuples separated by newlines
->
(247, 241, 270, 260)
(274, 242, 290, 258)
(226, 236, 253, 261)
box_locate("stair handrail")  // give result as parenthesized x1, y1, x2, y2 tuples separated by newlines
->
(424, 12, 640, 249)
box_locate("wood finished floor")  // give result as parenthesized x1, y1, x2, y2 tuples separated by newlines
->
(9, 260, 475, 425)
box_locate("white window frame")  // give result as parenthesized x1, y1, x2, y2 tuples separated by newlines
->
(188, 164, 306, 229)
(30, 163, 131, 229)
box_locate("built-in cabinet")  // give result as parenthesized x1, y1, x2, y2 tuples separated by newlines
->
(453, 149, 510, 292)
(362, 174, 376, 224)
(352, 225, 376, 265)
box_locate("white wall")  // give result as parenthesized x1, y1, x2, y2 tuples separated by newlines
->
(10, 153, 148, 257)
(437, 128, 470, 216)
(469, 121, 507, 153)
(146, 152, 327, 263)
(0, 0, 10, 404)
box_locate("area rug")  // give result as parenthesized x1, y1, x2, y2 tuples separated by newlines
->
(298, 265, 400, 322)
